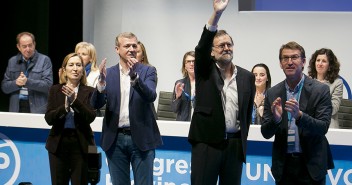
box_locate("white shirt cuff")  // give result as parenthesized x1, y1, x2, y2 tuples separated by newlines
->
(206, 23, 218, 32)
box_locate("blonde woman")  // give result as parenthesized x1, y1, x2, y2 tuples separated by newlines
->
(45, 53, 96, 185)
(136, 41, 158, 119)
(75, 42, 100, 88)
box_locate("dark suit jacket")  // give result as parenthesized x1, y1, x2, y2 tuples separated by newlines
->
(188, 27, 255, 162)
(261, 75, 334, 181)
(171, 76, 193, 121)
(91, 63, 162, 152)
(45, 84, 96, 154)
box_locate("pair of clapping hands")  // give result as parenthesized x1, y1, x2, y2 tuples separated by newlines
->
(271, 96, 302, 123)
(61, 84, 76, 104)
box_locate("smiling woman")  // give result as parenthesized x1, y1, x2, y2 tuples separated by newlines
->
(251, 63, 271, 125)
(308, 48, 343, 128)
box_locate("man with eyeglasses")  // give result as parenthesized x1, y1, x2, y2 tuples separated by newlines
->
(188, 0, 255, 184)
(261, 41, 334, 185)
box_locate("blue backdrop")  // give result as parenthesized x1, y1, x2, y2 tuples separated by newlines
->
(254, 0, 352, 11)
(1, 126, 352, 185)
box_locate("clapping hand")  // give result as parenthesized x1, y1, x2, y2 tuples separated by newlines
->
(127, 57, 139, 79)
(285, 97, 302, 120)
(271, 97, 283, 123)
(16, 72, 27, 87)
(61, 84, 76, 103)
(175, 82, 184, 100)
(99, 58, 107, 84)
(255, 93, 265, 107)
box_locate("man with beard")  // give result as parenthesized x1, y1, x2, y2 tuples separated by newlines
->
(188, 0, 255, 184)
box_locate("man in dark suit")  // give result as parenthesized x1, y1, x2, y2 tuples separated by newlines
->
(188, 1, 255, 184)
(261, 41, 334, 185)
(91, 32, 162, 185)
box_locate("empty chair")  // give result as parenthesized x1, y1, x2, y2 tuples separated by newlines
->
(157, 91, 177, 121)
(338, 99, 352, 128)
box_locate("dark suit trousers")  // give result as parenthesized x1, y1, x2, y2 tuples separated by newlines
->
(276, 154, 326, 185)
(19, 99, 30, 113)
(191, 138, 243, 185)
(48, 131, 88, 185)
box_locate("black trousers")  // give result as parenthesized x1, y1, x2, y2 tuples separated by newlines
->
(191, 138, 243, 185)
(276, 154, 326, 185)
(19, 99, 30, 113)
(48, 130, 88, 185)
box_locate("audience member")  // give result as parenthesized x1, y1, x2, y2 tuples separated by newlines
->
(74, 41, 104, 117)
(171, 51, 196, 121)
(308, 48, 343, 128)
(261, 41, 334, 185)
(75, 42, 100, 88)
(45, 53, 97, 185)
(136, 41, 151, 65)
(188, 1, 255, 184)
(91, 32, 162, 185)
(251, 63, 271, 125)
(137, 41, 158, 120)
(1, 32, 53, 113)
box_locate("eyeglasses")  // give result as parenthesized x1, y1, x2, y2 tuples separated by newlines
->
(185, 60, 195, 64)
(213, 43, 233, 50)
(280, 55, 301, 62)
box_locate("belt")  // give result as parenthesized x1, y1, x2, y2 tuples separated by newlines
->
(118, 127, 131, 135)
(286, 152, 303, 158)
(226, 132, 241, 139)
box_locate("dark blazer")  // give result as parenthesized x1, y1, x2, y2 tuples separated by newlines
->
(261, 75, 334, 181)
(171, 76, 193, 121)
(188, 27, 255, 162)
(45, 84, 96, 154)
(91, 63, 162, 152)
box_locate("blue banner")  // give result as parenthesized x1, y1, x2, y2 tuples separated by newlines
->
(1, 127, 351, 185)
(257, 0, 352, 11)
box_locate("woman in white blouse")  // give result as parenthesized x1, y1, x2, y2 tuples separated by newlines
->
(75, 42, 100, 88)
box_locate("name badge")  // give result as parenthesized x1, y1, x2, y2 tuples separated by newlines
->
(287, 129, 295, 145)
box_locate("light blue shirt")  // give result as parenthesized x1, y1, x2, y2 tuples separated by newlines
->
(285, 75, 305, 153)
